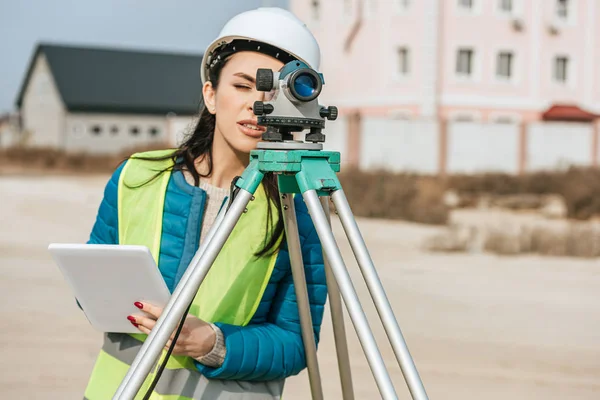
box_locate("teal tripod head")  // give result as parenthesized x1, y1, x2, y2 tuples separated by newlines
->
(253, 60, 338, 143)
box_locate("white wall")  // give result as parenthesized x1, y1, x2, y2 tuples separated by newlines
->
(350, 119, 595, 174)
(359, 118, 439, 173)
(322, 115, 348, 157)
(64, 113, 168, 155)
(20, 54, 65, 148)
(447, 122, 520, 174)
(527, 122, 593, 171)
(0, 128, 20, 148)
(167, 115, 197, 147)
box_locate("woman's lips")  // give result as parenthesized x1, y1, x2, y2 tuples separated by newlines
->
(237, 121, 266, 138)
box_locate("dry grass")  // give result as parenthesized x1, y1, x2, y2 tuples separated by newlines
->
(5, 146, 600, 226)
(337, 168, 449, 225)
(0, 143, 170, 174)
(447, 167, 600, 220)
(426, 219, 600, 258)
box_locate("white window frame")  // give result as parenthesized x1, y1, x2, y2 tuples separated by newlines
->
(498, 0, 513, 13)
(488, 112, 522, 124)
(394, 0, 411, 14)
(148, 126, 161, 136)
(130, 125, 141, 136)
(455, 0, 482, 15)
(310, 0, 320, 23)
(394, 46, 411, 80)
(448, 110, 483, 122)
(494, 50, 518, 84)
(90, 124, 103, 135)
(454, 46, 479, 82)
(553, 54, 571, 85)
(554, 0, 577, 25)
(495, 0, 523, 17)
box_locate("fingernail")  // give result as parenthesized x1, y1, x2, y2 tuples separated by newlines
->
(127, 316, 136, 323)
(134, 302, 143, 309)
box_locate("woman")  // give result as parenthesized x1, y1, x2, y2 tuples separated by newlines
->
(82, 7, 327, 400)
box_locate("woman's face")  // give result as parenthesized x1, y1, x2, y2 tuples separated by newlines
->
(203, 51, 284, 155)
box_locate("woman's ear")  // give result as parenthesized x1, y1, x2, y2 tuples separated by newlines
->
(202, 81, 216, 115)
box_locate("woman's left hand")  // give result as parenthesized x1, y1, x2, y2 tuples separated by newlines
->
(129, 302, 216, 359)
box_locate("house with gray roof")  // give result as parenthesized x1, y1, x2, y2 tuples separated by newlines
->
(15, 43, 203, 154)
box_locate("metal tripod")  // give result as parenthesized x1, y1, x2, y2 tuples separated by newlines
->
(112, 141, 429, 400)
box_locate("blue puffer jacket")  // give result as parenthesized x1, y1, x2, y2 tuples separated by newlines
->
(87, 161, 328, 381)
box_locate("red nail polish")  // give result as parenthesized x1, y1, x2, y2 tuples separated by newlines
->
(132, 322, 139, 327)
(127, 316, 136, 323)
(134, 302, 143, 309)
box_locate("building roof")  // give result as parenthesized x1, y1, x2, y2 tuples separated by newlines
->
(15, 43, 204, 115)
(542, 104, 599, 122)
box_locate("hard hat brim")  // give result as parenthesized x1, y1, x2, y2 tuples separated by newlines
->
(200, 35, 313, 84)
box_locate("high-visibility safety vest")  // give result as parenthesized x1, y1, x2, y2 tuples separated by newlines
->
(84, 150, 283, 400)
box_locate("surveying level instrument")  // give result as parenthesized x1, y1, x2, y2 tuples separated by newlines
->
(113, 61, 429, 400)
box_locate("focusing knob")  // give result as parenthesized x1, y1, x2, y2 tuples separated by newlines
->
(328, 106, 338, 121)
(320, 106, 339, 120)
(256, 69, 274, 92)
(253, 101, 265, 116)
(254, 102, 275, 116)
(263, 104, 274, 114)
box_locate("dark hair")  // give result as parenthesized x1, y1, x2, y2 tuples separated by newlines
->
(127, 55, 284, 258)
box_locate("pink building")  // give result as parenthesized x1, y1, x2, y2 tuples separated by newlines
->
(290, 0, 600, 172)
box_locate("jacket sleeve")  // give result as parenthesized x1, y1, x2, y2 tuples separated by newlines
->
(86, 162, 125, 245)
(195, 194, 328, 381)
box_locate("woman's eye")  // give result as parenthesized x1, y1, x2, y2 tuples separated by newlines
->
(234, 84, 251, 90)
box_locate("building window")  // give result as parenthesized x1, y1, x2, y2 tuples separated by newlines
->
(91, 125, 102, 135)
(389, 109, 413, 120)
(343, 0, 352, 16)
(397, 0, 410, 9)
(149, 127, 160, 136)
(311, 0, 320, 21)
(451, 112, 480, 122)
(110, 125, 119, 135)
(556, 0, 569, 19)
(456, 48, 474, 77)
(499, 0, 512, 12)
(130, 126, 140, 136)
(397, 47, 410, 76)
(365, 0, 377, 18)
(494, 115, 517, 124)
(458, 0, 473, 9)
(496, 52, 513, 79)
(554, 56, 569, 83)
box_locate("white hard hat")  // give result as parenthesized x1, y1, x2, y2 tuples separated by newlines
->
(201, 7, 321, 84)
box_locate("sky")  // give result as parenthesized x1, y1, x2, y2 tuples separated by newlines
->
(0, 0, 289, 114)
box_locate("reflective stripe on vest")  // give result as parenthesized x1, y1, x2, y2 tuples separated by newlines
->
(84, 150, 282, 400)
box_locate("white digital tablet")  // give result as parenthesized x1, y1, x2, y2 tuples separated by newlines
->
(48, 243, 171, 333)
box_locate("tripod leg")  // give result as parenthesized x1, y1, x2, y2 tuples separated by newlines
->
(280, 193, 324, 400)
(302, 190, 398, 400)
(320, 197, 355, 400)
(119, 197, 232, 384)
(331, 189, 429, 400)
(113, 189, 256, 400)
